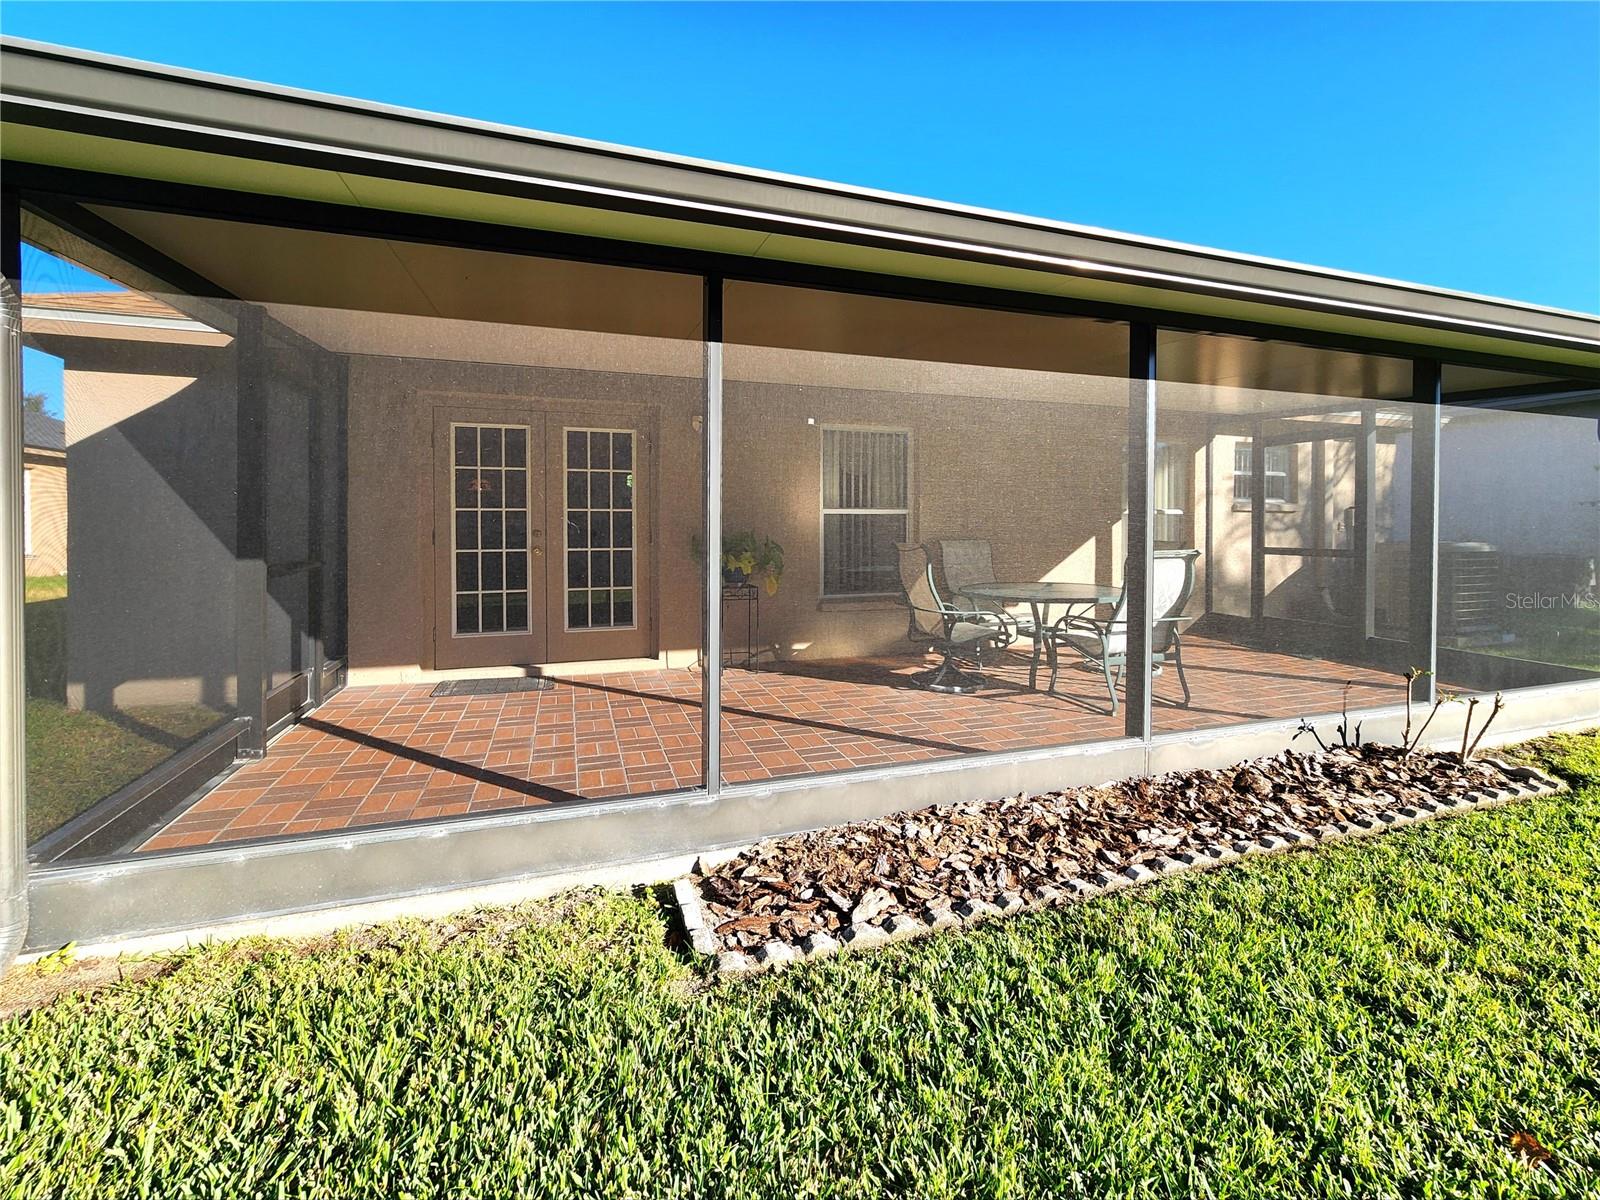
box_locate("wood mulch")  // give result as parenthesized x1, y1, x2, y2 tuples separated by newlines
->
(694, 745, 1530, 954)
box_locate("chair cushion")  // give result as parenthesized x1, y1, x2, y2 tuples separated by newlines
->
(948, 621, 1000, 645)
(969, 599, 1034, 635)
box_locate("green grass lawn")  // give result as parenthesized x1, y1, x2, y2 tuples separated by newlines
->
(23, 574, 67, 604)
(1474, 608, 1600, 674)
(1, 732, 1598, 1199)
(1508, 610, 1600, 672)
(21, 572, 224, 843)
(23, 586, 66, 702)
(24, 701, 223, 844)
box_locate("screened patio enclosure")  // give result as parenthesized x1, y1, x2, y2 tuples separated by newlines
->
(1, 37, 1597, 953)
(15, 205, 1596, 866)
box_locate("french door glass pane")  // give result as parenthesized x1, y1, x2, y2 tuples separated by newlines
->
(452, 424, 531, 634)
(564, 429, 637, 629)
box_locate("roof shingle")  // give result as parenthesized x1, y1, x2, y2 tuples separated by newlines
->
(24, 290, 189, 321)
(23, 410, 64, 452)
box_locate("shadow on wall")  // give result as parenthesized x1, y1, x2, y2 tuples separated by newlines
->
(54, 335, 243, 716)
(23, 597, 65, 701)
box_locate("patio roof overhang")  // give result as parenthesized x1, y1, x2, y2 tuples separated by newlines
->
(2, 36, 1599, 380)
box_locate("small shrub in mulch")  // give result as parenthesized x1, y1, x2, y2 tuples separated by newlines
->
(693, 745, 1548, 957)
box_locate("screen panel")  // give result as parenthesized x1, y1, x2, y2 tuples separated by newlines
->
(19, 204, 706, 865)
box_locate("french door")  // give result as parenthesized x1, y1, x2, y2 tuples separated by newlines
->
(433, 410, 545, 670)
(433, 404, 653, 670)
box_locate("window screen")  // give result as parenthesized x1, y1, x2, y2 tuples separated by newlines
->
(821, 428, 909, 596)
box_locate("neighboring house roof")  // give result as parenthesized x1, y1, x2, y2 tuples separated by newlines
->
(24, 290, 190, 320)
(23, 410, 64, 452)
(21, 290, 230, 347)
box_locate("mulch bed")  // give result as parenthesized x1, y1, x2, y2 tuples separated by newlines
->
(689, 745, 1546, 958)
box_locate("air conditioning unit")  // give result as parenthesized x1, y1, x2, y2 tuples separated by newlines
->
(1438, 542, 1503, 644)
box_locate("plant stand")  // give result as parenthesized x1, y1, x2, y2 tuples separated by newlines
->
(721, 582, 759, 669)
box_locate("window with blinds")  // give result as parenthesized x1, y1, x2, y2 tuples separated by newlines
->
(1232, 440, 1293, 503)
(820, 427, 910, 597)
(1153, 441, 1186, 546)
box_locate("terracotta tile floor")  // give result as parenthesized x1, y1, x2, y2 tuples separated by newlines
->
(138, 634, 1410, 853)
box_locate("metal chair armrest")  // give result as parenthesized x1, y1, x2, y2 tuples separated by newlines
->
(909, 601, 1012, 643)
(1049, 613, 1108, 638)
(1066, 612, 1193, 637)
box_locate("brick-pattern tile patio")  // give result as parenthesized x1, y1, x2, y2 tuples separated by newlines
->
(138, 635, 1409, 852)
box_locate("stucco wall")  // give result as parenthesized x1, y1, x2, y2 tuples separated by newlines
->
(22, 453, 66, 577)
(1439, 410, 1600, 558)
(45, 341, 1437, 699)
(345, 358, 1168, 673)
(57, 339, 241, 712)
(722, 379, 1134, 661)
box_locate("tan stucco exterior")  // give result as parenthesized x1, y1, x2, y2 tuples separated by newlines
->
(720, 378, 1133, 661)
(22, 450, 66, 577)
(31, 333, 1427, 699)
(29, 300, 1432, 697)
(27, 334, 242, 713)
(341, 348, 1145, 677)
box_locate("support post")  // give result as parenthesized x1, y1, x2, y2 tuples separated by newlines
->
(702, 277, 724, 793)
(234, 306, 269, 756)
(1353, 404, 1378, 641)
(305, 349, 327, 709)
(1, 189, 29, 972)
(1250, 418, 1267, 620)
(331, 356, 350, 674)
(1408, 360, 1441, 704)
(1125, 323, 1156, 741)
(1203, 431, 1214, 616)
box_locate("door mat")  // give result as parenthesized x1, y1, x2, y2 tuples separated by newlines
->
(429, 677, 557, 698)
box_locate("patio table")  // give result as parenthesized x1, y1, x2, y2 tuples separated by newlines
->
(961, 581, 1123, 691)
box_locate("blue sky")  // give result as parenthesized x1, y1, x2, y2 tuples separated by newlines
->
(21, 248, 116, 414)
(5, 1, 1598, 319)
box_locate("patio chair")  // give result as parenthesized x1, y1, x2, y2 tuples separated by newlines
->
(938, 539, 1038, 639)
(1045, 549, 1200, 714)
(896, 542, 1016, 694)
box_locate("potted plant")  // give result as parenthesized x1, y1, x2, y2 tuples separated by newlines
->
(691, 531, 786, 595)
